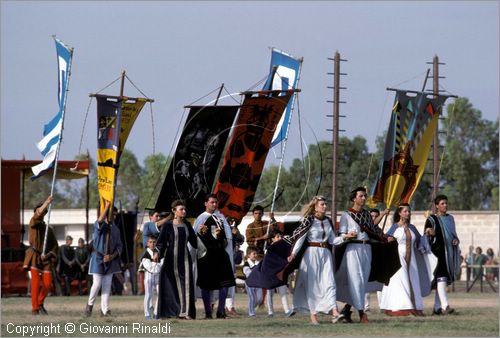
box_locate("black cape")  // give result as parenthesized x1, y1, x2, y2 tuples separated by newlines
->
(245, 239, 292, 289)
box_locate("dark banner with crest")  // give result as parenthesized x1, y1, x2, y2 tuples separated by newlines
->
(154, 105, 239, 217)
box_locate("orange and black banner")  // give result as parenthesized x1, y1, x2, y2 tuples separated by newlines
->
(214, 91, 293, 221)
(154, 105, 239, 217)
(96, 95, 145, 215)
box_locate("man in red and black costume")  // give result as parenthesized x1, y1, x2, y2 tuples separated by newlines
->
(23, 195, 59, 315)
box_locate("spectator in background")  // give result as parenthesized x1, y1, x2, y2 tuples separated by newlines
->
(58, 235, 75, 296)
(493, 249, 499, 284)
(485, 248, 498, 283)
(234, 245, 244, 265)
(140, 210, 161, 248)
(465, 245, 475, 281)
(473, 246, 487, 280)
(75, 238, 90, 295)
(456, 254, 464, 281)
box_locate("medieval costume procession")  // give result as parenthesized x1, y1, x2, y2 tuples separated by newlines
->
(1, 3, 498, 337)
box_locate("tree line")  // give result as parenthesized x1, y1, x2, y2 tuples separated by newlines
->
(23, 97, 498, 212)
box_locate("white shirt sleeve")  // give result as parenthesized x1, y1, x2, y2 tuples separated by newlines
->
(339, 212, 349, 234)
(193, 213, 209, 233)
(142, 258, 153, 272)
(329, 227, 344, 246)
(291, 233, 307, 256)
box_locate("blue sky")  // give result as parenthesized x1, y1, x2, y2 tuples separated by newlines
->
(1, 1, 498, 168)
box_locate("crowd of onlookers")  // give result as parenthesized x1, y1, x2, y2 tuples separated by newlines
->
(463, 246, 499, 283)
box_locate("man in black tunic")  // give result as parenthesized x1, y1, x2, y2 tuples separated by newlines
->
(193, 194, 235, 319)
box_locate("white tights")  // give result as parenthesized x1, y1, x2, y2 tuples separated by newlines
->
(434, 278, 449, 311)
(87, 273, 113, 314)
(266, 285, 290, 315)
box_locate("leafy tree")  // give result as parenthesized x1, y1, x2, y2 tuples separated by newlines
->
(22, 162, 84, 210)
(256, 137, 378, 213)
(255, 143, 327, 213)
(54, 153, 98, 209)
(252, 164, 280, 210)
(22, 175, 57, 211)
(139, 153, 171, 210)
(335, 136, 378, 210)
(115, 149, 144, 211)
(440, 97, 499, 210)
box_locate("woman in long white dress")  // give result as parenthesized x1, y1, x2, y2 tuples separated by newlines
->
(379, 204, 428, 316)
(287, 196, 356, 325)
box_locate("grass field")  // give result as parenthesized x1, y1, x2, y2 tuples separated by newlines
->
(1, 282, 498, 337)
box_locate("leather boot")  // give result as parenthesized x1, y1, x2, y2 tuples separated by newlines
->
(359, 311, 369, 324)
(340, 305, 353, 323)
(85, 304, 93, 317)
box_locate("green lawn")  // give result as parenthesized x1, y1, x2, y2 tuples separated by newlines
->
(1, 285, 498, 337)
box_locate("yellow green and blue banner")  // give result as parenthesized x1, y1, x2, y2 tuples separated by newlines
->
(369, 90, 449, 208)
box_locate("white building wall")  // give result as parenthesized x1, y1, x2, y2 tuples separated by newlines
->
(22, 209, 499, 254)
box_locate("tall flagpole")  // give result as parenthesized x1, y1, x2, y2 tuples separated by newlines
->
(266, 59, 303, 251)
(42, 41, 74, 255)
(105, 70, 126, 261)
(106, 70, 126, 221)
(267, 58, 303, 211)
(270, 60, 303, 214)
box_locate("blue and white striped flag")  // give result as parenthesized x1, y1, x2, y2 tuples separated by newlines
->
(262, 49, 302, 148)
(32, 38, 72, 179)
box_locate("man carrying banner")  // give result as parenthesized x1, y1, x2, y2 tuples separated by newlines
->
(424, 194, 461, 315)
(85, 201, 122, 317)
(23, 196, 59, 315)
(335, 187, 396, 324)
